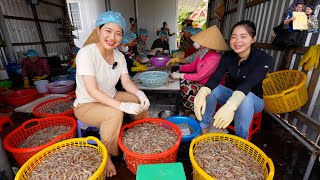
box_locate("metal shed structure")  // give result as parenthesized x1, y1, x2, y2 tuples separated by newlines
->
(0, 0, 72, 67)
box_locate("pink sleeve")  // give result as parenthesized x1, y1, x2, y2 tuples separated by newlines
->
(40, 58, 51, 76)
(179, 55, 200, 72)
(183, 51, 221, 84)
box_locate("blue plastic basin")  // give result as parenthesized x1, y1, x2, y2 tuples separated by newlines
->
(166, 116, 201, 142)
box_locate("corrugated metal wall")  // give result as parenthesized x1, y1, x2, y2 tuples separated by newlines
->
(0, 0, 70, 66)
(208, 0, 320, 138)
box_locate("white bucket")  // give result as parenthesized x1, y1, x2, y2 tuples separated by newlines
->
(34, 80, 49, 93)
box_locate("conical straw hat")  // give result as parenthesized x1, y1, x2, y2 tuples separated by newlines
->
(190, 25, 228, 51)
(83, 29, 99, 47)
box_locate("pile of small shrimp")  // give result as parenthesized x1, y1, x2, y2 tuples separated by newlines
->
(45, 101, 74, 114)
(194, 141, 264, 179)
(28, 146, 102, 179)
(122, 123, 177, 154)
(18, 126, 71, 148)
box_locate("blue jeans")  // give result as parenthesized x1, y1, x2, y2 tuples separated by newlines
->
(199, 85, 264, 139)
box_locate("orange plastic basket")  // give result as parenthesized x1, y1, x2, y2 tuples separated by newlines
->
(262, 70, 308, 113)
(32, 95, 75, 117)
(118, 118, 182, 174)
(3, 116, 77, 167)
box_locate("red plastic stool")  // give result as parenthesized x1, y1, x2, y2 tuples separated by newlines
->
(227, 112, 262, 141)
(0, 116, 13, 132)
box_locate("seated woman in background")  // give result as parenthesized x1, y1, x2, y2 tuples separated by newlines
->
(170, 25, 228, 116)
(118, 31, 146, 77)
(73, 11, 150, 177)
(305, 4, 318, 33)
(156, 21, 176, 37)
(21, 49, 50, 88)
(137, 28, 150, 61)
(151, 30, 170, 56)
(179, 26, 194, 53)
(194, 21, 272, 140)
(166, 28, 203, 66)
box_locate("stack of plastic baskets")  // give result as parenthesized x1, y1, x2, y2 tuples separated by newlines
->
(3, 116, 77, 166)
(118, 118, 182, 174)
(262, 70, 308, 113)
(15, 137, 107, 180)
(189, 133, 275, 180)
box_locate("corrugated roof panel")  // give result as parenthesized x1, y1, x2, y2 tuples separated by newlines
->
(40, 22, 60, 41)
(36, 3, 64, 21)
(0, 0, 33, 17)
(5, 19, 40, 43)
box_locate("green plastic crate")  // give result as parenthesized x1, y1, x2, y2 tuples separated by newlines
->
(136, 162, 186, 180)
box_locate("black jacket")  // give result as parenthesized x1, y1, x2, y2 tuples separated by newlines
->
(205, 47, 273, 98)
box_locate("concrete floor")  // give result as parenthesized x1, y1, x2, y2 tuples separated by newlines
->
(1, 96, 320, 180)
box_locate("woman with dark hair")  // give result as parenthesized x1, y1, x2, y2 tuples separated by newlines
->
(194, 20, 272, 140)
(305, 5, 318, 33)
(156, 21, 175, 36)
(73, 11, 149, 177)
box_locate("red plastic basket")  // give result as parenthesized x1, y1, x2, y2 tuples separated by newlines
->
(3, 116, 77, 167)
(118, 118, 182, 174)
(32, 95, 75, 117)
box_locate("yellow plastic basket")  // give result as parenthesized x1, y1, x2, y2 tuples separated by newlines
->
(262, 70, 308, 113)
(189, 133, 275, 180)
(15, 137, 107, 180)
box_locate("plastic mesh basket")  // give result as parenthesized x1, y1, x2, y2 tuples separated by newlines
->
(189, 133, 275, 180)
(118, 118, 182, 174)
(15, 137, 107, 180)
(3, 116, 77, 166)
(139, 71, 169, 88)
(32, 95, 75, 117)
(262, 70, 308, 113)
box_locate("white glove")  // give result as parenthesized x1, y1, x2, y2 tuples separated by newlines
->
(136, 90, 150, 110)
(119, 102, 143, 115)
(171, 72, 185, 79)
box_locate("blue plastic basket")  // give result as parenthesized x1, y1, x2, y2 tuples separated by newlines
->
(139, 71, 169, 88)
(166, 116, 201, 142)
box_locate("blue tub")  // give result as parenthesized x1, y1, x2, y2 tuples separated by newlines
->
(166, 116, 201, 142)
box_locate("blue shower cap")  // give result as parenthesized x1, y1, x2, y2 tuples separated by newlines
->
(24, 49, 39, 57)
(159, 30, 168, 37)
(95, 11, 126, 31)
(121, 31, 137, 44)
(184, 26, 193, 33)
(71, 47, 80, 54)
(190, 28, 202, 35)
(138, 28, 149, 36)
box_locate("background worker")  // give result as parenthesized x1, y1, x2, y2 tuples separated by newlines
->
(21, 49, 50, 88)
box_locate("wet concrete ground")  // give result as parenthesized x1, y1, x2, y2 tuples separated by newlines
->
(1, 110, 320, 179)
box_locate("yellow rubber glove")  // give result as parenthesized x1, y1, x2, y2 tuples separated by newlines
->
(24, 79, 30, 89)
(166, 57, 180, 67)
(32, 75, 47, 82)
(71, 58, 76, 68)
(194, 87, 211, 121)
(213, 91, 246, 129)
(133, 61, 142, 67)
(131, 65, 147, 72)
